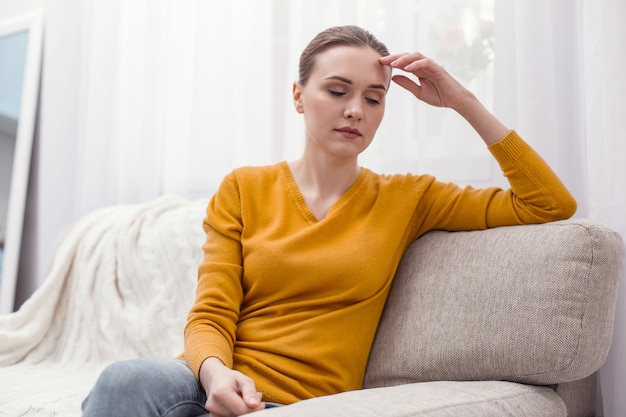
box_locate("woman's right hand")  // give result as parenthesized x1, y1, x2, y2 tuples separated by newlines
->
(199, 357, 266, 417)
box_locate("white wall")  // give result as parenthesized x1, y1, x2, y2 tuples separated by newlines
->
(0, 0, 44, 17)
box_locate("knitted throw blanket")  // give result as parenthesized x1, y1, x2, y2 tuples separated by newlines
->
(0, 195, 206, 416)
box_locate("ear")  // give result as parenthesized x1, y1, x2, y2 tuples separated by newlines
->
(292, 81, 304, 114)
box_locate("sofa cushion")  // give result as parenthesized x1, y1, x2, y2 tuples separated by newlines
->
(364, 220, 623, 387)
(249, 380, 566, 417)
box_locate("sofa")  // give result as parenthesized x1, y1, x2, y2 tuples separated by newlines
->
(0, 195, 622, 417)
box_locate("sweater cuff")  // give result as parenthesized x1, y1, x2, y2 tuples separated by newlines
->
(486, 129, 536, 165)
(185, 345, 234, 379)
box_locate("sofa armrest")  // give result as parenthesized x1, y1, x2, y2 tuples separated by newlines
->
(364, 219, 623, 387)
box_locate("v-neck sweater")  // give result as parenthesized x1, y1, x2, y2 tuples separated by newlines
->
(183, 130, 576, 405)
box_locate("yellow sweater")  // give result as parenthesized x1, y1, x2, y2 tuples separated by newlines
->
(183, 130, 576, 404)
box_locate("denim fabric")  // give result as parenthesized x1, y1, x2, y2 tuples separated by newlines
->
(82, 357, 281, 416)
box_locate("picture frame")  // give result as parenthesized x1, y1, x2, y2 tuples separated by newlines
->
(0, 10, 43, 314)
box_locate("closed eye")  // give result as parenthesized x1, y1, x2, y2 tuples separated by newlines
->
(328, 88, 382, 105)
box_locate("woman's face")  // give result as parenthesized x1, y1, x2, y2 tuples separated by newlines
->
(293, 45, 391, 160)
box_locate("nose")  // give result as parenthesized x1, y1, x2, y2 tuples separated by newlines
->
(344, 98, 363, 121)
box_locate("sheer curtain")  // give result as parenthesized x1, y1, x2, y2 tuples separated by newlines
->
(35, 0, 495, 289)
(494, 1, 626, 415)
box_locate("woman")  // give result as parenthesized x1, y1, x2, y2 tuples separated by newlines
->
(82, 25, 576, 417)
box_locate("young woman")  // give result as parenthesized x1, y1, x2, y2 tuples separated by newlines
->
(82, 25, 576, 417)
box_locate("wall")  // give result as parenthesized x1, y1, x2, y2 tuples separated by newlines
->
(0, 1, 44, 18)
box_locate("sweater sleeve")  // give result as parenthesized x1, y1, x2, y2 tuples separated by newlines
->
(184, 174, 244, 379)
(411, 130, 577, 234)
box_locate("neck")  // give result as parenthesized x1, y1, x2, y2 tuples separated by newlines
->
(289, 153, 361, 200)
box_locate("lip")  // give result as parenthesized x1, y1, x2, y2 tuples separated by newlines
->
(335, 126, 362, 138)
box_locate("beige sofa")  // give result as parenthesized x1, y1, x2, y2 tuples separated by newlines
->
(0, 196, 622, 417)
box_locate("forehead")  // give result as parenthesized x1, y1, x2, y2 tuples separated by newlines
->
(311, 45, 391, 86)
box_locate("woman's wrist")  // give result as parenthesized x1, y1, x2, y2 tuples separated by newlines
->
(199, 357, 227, 388)
(453, 93, 509, 145)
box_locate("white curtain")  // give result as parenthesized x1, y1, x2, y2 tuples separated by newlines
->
(36, 0, 495, 285)
(33, 0, 624, 414)
(494, 1, 626, 415)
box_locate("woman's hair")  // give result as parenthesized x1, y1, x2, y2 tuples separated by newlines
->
(298, 25, 389, 85)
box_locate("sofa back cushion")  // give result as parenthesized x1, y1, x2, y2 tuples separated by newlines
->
(363, 220, 623, 388)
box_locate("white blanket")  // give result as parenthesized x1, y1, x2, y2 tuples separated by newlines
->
(0, 195, 207, 417)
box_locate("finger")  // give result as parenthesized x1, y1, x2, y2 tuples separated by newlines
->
(382, 52, 430, 70)
(206, 390, 249, 417)
(237, 376, 264, 410)
(379, 52, 409, 64)
(404, 58, 447, 81)
(392, 75, 422, 97)
(242, 390, 262, 409)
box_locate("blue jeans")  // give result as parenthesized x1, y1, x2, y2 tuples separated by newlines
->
(82, 357, 281, 417)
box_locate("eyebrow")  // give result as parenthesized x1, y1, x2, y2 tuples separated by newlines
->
(324, 75, 387, 91)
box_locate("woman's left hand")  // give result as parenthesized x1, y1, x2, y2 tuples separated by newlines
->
(381, 52, 510, 146)
(379, 52, 471, 110)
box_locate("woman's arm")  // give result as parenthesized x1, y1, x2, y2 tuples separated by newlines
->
(380, 52, 577, 231)
(184, 174, 264, 417)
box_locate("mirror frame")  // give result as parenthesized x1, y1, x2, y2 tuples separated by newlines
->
(0, 10, 43, 314)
